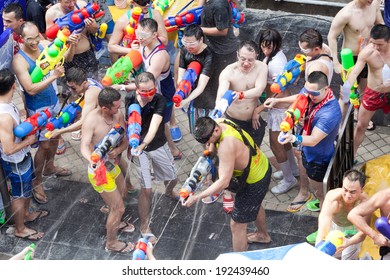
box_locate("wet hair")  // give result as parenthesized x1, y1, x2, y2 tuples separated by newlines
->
(135, 72, 156, 87)
(258, 29, 282, 64)
(299, 28, 323, 49)
(138, 18, 158, 33)
(371, 24, 390, 42)
(3, 3, 24, 20)
(66, 67, 87, 85)
(193, 117, 217, 144)
(307, 71, 328, 89)
(98, 87, 121, 109)
(20, 21, 38, 37)
(343, 169, 366, 188)
(238, 40, 259, 56)
(133, 0, 151, 6)
(183, 24, 204, 41)
(0, 69, 16, 96)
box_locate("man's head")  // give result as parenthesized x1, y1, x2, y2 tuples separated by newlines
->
(66, 67, 88, 94)
(20, 22, 40, 51)
(370, 24, 390, 53)
(58, 0, 76, 14)
(236, 40, 259, 73)
(304, 71, 329, 103)
(259, 28, 282, 62)
(299, 29, 323, 57)
(98, 87, 121, 115)
(131, 0, 151, 14)
(182, 24, 204, 54)
(137, 18, 158, 46)
(0, 69, 16, 96)
(342, 169, 366, 204)
(193, 117, 219, 145)
(2, 3, 24, 33)
(135, 72, 157, 102)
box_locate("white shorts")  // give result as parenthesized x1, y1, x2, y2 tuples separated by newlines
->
(131, 142, 177, 189)
(267, 107, 286, 132)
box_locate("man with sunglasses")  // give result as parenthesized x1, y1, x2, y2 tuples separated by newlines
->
(108, 0, 168, 57)
(265, 71, 341, 210)
(127, 72, 178, 244)
(184, 116, 272, 252)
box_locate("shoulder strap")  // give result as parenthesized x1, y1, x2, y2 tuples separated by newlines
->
(310, 53, 333, 62)
(222, 119, 256, 155)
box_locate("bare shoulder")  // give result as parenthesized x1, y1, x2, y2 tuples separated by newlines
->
(325, 188, 342, 201)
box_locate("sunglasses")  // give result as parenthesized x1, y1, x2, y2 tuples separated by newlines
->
(298, 41, 312, 55)
(137, 88, 156, 97)
(303, 86, 325, 97)
(194, 121, 216, 144)
(135, 30, 153, 39)
(182, 40, 200, 47)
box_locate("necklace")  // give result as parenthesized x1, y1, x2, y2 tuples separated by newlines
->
(103, 116, 114, 126)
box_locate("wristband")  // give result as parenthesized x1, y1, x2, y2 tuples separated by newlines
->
(238, 91, 245, 100)
(293, 134, 302, 145)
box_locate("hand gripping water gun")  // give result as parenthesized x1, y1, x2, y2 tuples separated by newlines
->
(132, 237, 149, 260)
(46, 2, 105, 40)
(13, 109, 52, 138)
(180, 150, 216, 201)
(90, 22, 108, 52)
(315, 230, 344, 256)
(279, 89, 309, 133)
(24, 243, 36, 260)
(164, 6, 203, 32)
(122, 7, 142, 48)
(30, 28, 70, 84)
(208, 90, 236, 119)
(153, 0, 175, 15)
(90, 124, 125, 163)
(375, 216, 390, 240)
(127, 104, 142, 150)
(101, 49, 143, 86)
(229, 0, 245, 28)
(270, 54, 306, 94)
(44, 97, 84, 137)
(340, 48, 360, 107)
(172, 61, 202, 107)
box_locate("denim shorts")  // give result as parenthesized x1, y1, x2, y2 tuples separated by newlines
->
(302, 152, 329, 183)
(1, 153, 35, 198)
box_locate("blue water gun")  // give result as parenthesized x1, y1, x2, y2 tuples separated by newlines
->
(127, 104, 142, 150)
(132, 237, 149, 260)
(208, 90, 236, 119)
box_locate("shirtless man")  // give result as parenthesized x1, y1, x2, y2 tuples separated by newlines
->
(108, 0, 168, 57)
(342, 24, 390, 159)
(45, 0, 99, 78)
(80, 87, 135, 253)
(348, 188, 390, 260)
(315, 169, 368, 260)
(328, 0, 383, 125)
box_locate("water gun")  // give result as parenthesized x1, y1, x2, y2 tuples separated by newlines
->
(153, 0, 174, 15)
(121, 7, 142, 48)
(13, 109, 52, 138)
(208, 90, 236, 119)
(46, 2, 105, 40)
(315, 230, 344, 256)
(90, 124, 125, 163)
(180, 150, 216, 201)
(164, 6, 203, 32)
(279, 89, 309, 133)
(24, 243, 36, 260)
(44, 97, 84, 137)
(375, 217, 390, 240)
(132, 237, 149, 260)
(172, 61, 202, 107)
(101, 49, 143, 86)
(229, 0, 245, 28)
(127, 104, 142, 150)
(30, 28, 70, 84)
(340, 48, 359, 107)
(270, 54, 306, 94)
(90, 22, 108, 52)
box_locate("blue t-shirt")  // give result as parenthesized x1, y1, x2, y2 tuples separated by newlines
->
(385, 0, 390, 27)
(302, 98, 341, 163)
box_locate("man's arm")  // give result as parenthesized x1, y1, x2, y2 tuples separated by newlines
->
(151, 10, 168, 46)
(375, 0, 385, 24)
(201, 26, 228, 37)
(0, 114, 36, 155)
(216, 67, 232, 101)
(108, 15, 132, 56)
(132, 114, 163, 155)
(80, 111, 96, 163)
(315, 190, 338, 245)
(109, 111, 128, 157)
(147, 52, 169, 80)
(45, 6, 57, 32)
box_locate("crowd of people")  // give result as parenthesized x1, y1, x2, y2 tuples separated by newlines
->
(1, 0, 389, 260)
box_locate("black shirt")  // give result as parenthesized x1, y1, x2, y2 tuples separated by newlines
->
(179, 45, 214, 79)
(127, 92, 167, 151)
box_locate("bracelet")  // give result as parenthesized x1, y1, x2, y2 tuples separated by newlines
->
(238, 91, 245, 100)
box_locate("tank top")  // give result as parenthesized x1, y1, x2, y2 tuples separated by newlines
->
(18, 45, 58, 111)
(216, 119, 269, 184)
(0, 103, 30, 163)
(87, 78, 104, 90)
(305, 55, 334, 86)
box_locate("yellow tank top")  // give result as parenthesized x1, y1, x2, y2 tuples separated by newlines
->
(216, 119, 269, 184)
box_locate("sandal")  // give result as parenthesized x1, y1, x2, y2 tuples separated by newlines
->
(201, 192, 222, 204)
(71, 130, 82, 141)
(56, 143, 66, 155)
(32, 189, 48, 204)
(222, 195, 234, 214)
(367, 121, 376, 131)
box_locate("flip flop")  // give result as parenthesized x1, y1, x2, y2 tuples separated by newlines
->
(43, 167, 72, 177)
(26, 209, 50, 223)
(15, 230, 44, 241)
(56, 143, 66, 155)
(119, 221, 135, 233)
(105, 241, 134, 253)
(306, 198, 320, 212)
(201, 192, 222, 204)
(287, 193, 313, 213)
(367, 121, 376, 131)
(32, 189, 48, 204)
